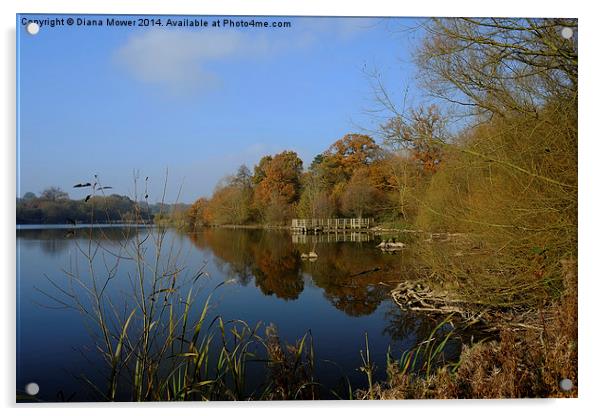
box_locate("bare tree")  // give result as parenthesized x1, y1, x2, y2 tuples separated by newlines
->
(416, 18, 577, 119)
(341, 171, 378, 218)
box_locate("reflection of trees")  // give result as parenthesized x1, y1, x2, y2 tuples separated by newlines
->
(302, 243, 399, 316)
(382, 303, 485, 368)
(251, 233, 303, 300)
(17, 227, 143, 256)
(188, 229, 303, 300)
(188, 228, 255, 285)
(19, 236, 71, 256)
(186, 229, 405, 315)
(382, 303, 440, 344)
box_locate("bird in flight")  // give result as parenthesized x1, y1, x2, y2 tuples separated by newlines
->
(73, 183, 92, 188)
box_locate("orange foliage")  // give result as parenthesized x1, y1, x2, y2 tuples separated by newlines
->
(322, 134, 381, 181)
(253, 151, 303, 216)
(187, 197, 210, 228)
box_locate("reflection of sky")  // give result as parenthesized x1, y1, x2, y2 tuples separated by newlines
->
(17, 14, 425, 203)
(17, 227, 452, 401)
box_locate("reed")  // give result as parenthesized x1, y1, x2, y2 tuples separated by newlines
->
(40, 174, 323, 401)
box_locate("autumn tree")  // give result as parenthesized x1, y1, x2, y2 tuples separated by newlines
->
(233, 164, 253, 189)
(341, 169, 379, 218)
(297, 170, 336, 219)
(320, 134, 381, 184)
(252, 156, 273, 185)
(411, 18, 577, 230)
(378, 152, 422, 221)
(253, 151, 303, 223)
(302, 134, 384, 216)
(187, 197, 210, 229)
(381, 105, 446, 173)
(232, 164, 254, 220)
(206, 165, 254, 225)
(206, 186, 245, 225)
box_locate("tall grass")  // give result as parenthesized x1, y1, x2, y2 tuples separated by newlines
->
(357, 315, 459, 400)
(39, 174, 323, 401)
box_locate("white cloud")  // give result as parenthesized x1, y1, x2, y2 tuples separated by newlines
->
(114, 30, 268, 94)
(114, 18, 384, 95)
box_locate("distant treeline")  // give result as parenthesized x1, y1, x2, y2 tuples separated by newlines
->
(16, 187, 189, 225)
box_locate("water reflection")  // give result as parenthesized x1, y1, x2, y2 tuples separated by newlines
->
(187, 228, 401, 316)
(16, 226, 145, 256)
(292, 232, 374, 244)
(19, 226, 409, 318)
(17, 226, 464, 401)
(189, 229, 304, 300)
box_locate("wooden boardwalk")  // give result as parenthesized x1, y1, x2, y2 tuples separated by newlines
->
(291, 218, 373, 234)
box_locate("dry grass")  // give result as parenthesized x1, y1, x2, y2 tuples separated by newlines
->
(262, 324, 318, 400)
(361, 259, 577, 399)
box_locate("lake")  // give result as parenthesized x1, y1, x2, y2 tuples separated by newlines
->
(16, 225, 460, 401)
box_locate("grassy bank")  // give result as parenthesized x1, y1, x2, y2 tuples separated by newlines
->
(360, 259, 577, 399)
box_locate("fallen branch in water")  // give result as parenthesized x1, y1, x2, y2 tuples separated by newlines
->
(349, 267, 381, 277)
(391, 281, 469, 315)
(390, 281, 546, 332)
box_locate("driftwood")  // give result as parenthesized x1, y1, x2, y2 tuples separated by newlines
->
(391, 281, 468, 316)
(390, 281, 545, 332)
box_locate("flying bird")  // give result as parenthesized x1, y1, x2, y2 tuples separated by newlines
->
(84, 195, 91, 202)
(97, 186, 113, 190)
(73, 183, 92, 188)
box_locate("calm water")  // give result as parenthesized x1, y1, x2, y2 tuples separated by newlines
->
(17, 225, 458, 401)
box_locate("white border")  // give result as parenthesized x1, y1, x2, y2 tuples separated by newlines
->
(2, 1, 600, 415)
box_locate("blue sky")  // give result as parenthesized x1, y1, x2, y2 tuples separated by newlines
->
(17, 15, 424, 203)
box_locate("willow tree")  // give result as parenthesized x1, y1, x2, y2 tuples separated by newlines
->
(379, 18, 578, 308)
(413, 18, 577, 229)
